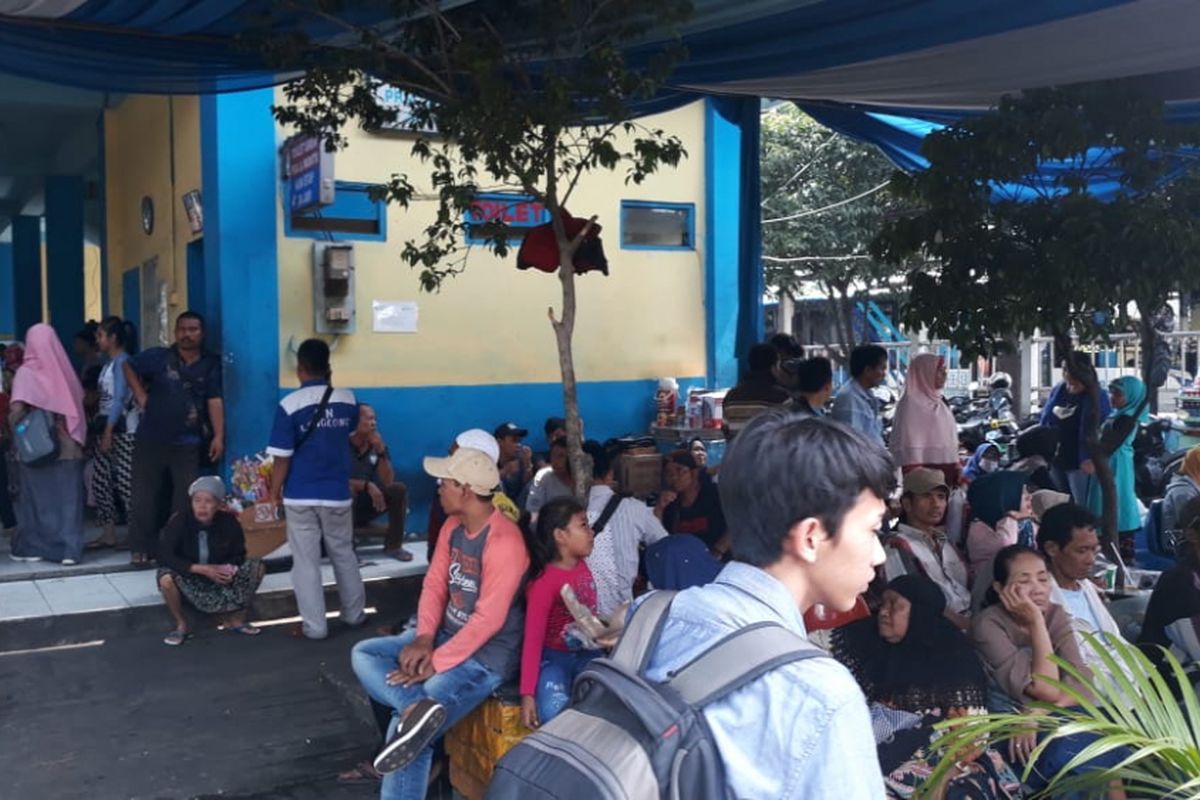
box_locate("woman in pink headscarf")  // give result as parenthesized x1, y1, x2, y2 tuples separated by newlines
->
(8, 323, 87, 565)
(890, 353, 961, 485)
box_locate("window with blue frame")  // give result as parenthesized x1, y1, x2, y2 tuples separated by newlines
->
(286, 181, 387, 242)
(620, 201, 694, 250)
(464, 192, 550, 245)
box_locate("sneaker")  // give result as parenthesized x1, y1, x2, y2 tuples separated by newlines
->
(61, 559, 78, 566)
(9, 554, 41, 563)
(372, 698, 447, 774)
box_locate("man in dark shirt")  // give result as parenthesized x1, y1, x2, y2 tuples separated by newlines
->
(494, 421, 533, 500)
(124, 311, 224, 565)
(350, 403, 412, 561)
(722, 343, 792, 441)
(655, 450, 729, 558)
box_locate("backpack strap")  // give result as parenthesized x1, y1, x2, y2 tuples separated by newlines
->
(609, 590, 676, 674)
(591, 493, 623, 536)
(665, 621, 826, 708)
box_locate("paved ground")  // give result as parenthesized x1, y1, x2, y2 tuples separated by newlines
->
(0, 598, 425, 799)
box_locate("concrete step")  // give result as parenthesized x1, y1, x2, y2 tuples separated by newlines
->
(0, 546, 427, 651)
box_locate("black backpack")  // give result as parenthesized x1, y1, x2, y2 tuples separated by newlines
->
(485, 590, 827, 800)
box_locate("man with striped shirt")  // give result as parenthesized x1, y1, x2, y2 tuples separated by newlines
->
(581, 440, 668, 618)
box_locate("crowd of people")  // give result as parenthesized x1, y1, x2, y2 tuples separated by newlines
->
(7, 318, 1200, 799)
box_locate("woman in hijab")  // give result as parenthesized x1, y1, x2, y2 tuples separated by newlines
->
(1161, 445, 1200, 536)
(831, 575, 1021, 798)
(891, 353, 960, 484)
(963, 443, 1002, 483)
(967, 471, 1036, 578)
(156, 476, 264, 646)
(1087, 376, 1148, 562)
(7, 324, 87, 565)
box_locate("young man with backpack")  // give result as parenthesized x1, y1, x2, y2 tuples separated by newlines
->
(488, 414, 894, 799)
(351, 445, 528, 800)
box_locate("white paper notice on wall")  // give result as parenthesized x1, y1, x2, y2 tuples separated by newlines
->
(372, 300, 419, 333)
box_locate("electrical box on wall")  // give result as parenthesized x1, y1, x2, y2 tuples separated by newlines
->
(312, 242, 357, 334)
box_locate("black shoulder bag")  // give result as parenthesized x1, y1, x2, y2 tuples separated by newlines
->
(293, 385, 334, 453)
(592, 493, 624, 536)
(1097, 391, 1150, 458)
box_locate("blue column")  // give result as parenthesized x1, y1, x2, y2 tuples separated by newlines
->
(45, 175, 85, 347)
(12, 215, 42, 340)
(0, 243, 13, 338)
(704, 97, 764, 388)
(201, 89, 279, 471)
(97, 113, 110, 315)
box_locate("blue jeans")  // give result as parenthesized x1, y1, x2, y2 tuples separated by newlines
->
(351, 630, 505, 800)
(535, 648, 602, 724)
(1029, 715, 1128, 794)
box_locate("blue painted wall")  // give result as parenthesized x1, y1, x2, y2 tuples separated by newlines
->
(291, 376, 703, 533)
(45, 175, 85, 349)
(0, 243, 13, 337)
(704, 97, 764, 387)
(12, 215, 42, 340)
(201, 89, 280, 472)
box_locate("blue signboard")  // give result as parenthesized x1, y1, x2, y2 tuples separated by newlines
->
(285, 135, 334, 213)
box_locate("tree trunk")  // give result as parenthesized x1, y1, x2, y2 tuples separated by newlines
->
(1137, 305, 1158, 414)
(1055, 329, 1126, 586)
(544, 128, 591, 502)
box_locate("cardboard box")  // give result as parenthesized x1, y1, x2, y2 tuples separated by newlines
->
(238, 504, 287, 558)
(445, 697, 530, 796)
(616, 452, 663, 498)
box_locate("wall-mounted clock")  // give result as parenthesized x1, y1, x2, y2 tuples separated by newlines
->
(141, 196, 154, 235)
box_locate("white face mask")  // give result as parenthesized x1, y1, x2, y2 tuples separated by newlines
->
(980, 458, 1000, 473)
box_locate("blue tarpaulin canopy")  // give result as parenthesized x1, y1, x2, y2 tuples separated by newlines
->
(2, 0, 1199, 189)
(1, 0, 1199, 105)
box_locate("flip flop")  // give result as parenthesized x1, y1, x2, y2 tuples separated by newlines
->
(225, 623, 262, 636)
(163, 630, 192, 647)
(337, 761, 382, 785)
(386, 547, 415, 562)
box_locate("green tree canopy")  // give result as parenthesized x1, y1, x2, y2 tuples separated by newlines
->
(760, 104, 906, 349)
(247, 0, 693, 497)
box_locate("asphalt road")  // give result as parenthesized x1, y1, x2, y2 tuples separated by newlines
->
(0, 619, 388, 800)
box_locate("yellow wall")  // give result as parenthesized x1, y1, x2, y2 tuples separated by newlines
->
(104, 95, 202, 319)
(275, 99, 708, 388)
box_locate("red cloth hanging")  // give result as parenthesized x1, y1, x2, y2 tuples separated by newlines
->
(516, 210, 609, 276)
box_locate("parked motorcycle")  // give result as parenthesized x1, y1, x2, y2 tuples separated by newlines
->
(1134, 415, 1189, 502)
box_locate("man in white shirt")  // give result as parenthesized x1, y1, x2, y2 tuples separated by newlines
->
(581, 440, 668, 618)
(1037, 502, 1135, 685)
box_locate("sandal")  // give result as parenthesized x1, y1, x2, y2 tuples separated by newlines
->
(386, 547, 415, 562)
(337, 761, 382, 785)
(163, 629, 192, 647)
(224, 623, 262, 637)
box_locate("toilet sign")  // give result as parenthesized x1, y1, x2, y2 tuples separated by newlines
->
(284, 135, 335, 213)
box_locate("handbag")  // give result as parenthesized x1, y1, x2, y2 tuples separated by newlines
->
(14, 408, 60, 467)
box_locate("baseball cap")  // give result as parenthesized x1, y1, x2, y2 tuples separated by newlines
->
(188, 475, 226, 499)
(424, 447, 500, 495)
(902, 467, 949, 497)
(455, 428, 500, 462)
(493, 422, 529, 440)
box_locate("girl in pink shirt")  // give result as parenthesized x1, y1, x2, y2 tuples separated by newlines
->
(519, 497, 604, 729)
